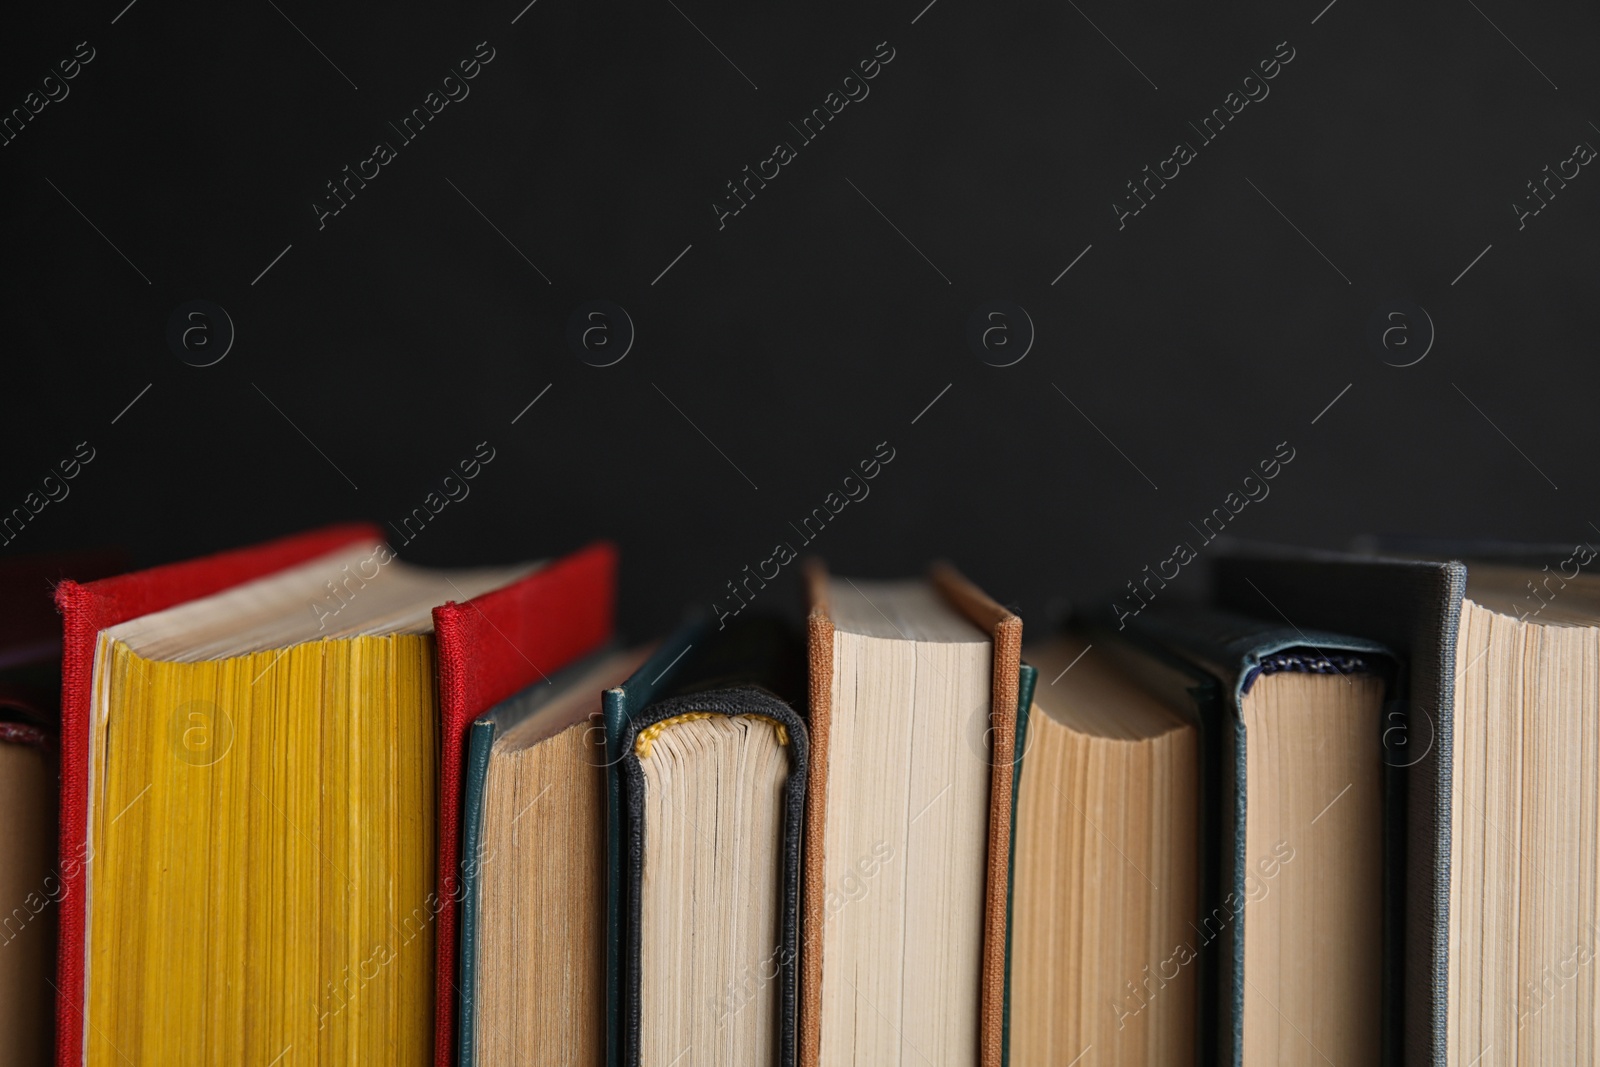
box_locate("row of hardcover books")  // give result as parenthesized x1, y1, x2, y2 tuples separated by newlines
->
(0, 525, 1595, 1065)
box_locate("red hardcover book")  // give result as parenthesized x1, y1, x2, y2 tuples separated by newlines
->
(51, 526, 616, 1067)
(52, 524, 380, 1067)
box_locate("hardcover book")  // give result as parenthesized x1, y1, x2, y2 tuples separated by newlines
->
(603, 616, 810, 1067)
(1115, 606, 1395, 1066)
(54, 523, 375, 1067)
(51, 525, 614, 1067)
(1008, 633, 1201, 1066)
(799, 561, 1022, 1067)
(456, 645, 647, 1067)
(431, 541, 616, 1066)
(1217, 540, 1600, 1066)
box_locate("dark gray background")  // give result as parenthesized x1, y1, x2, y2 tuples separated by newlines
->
(3, 0, 1594, 637)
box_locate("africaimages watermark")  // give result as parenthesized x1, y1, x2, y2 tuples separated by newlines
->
(1112, 840, 1295, 1031)
(1508, 537, 1598, 623)
(313, 845, 496, 1030)
(712, 440, 896, 629)
(1111, 441, 1297, 628)
(1, 440, 96, 549)
(0, 40, 95, 148)
(313, 42, 498, 230)
(387, 440, 498, 548)
(1513, 137, 1597, 231)
(1114, 41, 1297, 230)
(711, 841, 896, 1028)
(0, 840, 92, 948)
(712, 41, 897, 231)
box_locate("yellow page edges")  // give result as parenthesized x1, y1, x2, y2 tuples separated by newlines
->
(87, 635, 437, 1066)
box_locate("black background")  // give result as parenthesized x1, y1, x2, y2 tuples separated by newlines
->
(3, 0, 1596, 637)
